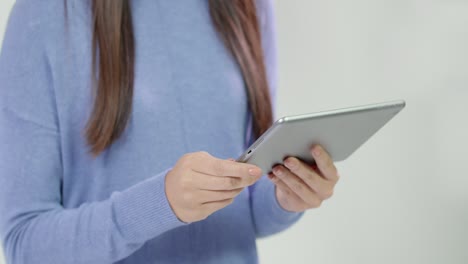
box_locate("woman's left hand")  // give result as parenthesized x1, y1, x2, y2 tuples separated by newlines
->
(268, 145, 340, 212)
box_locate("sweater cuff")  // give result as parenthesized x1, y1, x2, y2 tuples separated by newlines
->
(260, 177, 304, 225)
(110, 168, 187, 243)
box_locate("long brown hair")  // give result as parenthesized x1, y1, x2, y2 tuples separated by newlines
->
(87, 0, 273, 156)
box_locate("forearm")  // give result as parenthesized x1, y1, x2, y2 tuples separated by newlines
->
(1, 169, 185, 264)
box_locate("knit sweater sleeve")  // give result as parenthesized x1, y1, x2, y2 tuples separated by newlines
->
(0, 2, 186, 263)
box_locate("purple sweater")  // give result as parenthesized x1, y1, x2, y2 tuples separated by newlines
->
(0, 0, 303, 263)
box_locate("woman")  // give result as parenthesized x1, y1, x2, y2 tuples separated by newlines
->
(0, 0, 339, 263)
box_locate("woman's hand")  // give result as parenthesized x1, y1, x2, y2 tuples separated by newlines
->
(166, 151, 263, 223)
(268, 145, 340, 212)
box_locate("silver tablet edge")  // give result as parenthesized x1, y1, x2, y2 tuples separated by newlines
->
(237, 123, 281, 162)
(277, 100, 406, 124)
(237, 99, 406, 163)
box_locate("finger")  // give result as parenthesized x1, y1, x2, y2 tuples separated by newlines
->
(192, 171, 260, 191)
(283, 156, 333, 200)
(308, 163, 318, 171)
(192, 153, 262, 178)
(268, 173, 314, 210)
(202, 198, 234, 214)
(199, 188, 244, 203)
(272, 165, 323, 206)
(311, 145, 339, 182)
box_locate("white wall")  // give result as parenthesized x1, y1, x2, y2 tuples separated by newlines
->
(258, 0, 468, 263)
(1, 1, 467, 263)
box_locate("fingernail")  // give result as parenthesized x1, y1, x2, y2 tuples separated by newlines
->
(284, 158, 296, 169)
(273, 167, 282, 176)
(249, 167, 262, 176)
(313, 146, 321, 157)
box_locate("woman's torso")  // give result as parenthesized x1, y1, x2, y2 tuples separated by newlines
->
(50, 0, 257, 263)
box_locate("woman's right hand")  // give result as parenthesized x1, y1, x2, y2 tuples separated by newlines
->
(165, 151, 263, 223)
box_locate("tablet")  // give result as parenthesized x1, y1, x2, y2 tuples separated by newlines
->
(237, 100, 406, 173)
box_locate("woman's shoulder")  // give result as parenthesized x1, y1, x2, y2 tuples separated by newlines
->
(7, 0, 91, 42)
(9, 0, 67, 30)
(0, 0, 75, 131)
(4, 1, 71, 58)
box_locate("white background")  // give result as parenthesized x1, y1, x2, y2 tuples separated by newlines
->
(1, 0, 468, 263)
